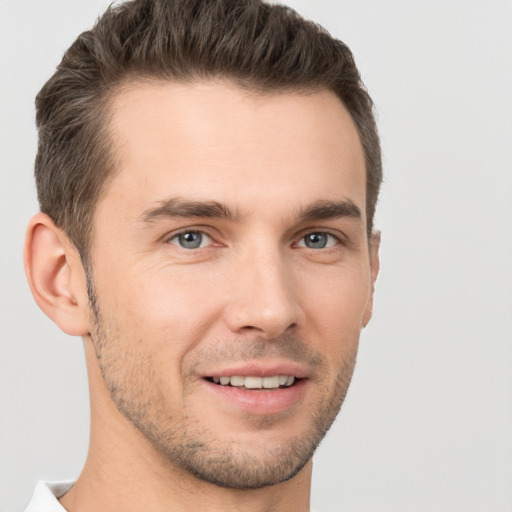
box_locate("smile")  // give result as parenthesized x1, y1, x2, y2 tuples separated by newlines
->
(207, 375, 296, 389)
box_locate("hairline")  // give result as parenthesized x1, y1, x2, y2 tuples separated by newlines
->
(80, 74, 372, 267)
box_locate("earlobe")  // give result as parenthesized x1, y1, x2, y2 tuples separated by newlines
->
(24, 213, 90, 336)
(362, 230, 381, 328)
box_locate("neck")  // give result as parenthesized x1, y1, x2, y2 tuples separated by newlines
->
(61, 452, 312, 512)
(59, 340, 313, 512)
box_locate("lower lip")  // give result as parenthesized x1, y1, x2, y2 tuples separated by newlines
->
(202, 379, 308, 415)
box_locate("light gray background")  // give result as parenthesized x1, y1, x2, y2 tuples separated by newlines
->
(1, 1, 511, 511)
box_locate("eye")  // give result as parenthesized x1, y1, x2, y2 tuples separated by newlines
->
(297, 232, 339, 249)
(168, 231, 212, 249)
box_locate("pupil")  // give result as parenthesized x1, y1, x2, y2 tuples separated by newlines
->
(306, 233, 327, 249)
(180, 232, 201, 248)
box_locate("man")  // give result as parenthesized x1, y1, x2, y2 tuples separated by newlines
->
(23, 0, 381, 510)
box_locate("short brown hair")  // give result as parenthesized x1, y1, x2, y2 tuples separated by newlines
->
(35, 0, 382, 260)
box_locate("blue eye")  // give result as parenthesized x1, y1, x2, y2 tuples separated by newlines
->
(169, 231, 211, 249)
(299, 232, 338, 249)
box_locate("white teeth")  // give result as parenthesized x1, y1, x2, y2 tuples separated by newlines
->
(211, 375, 296, 389)
(262, 376, 280, 388)
(245, 376, 263, 389)
(230, 376, 245, 387)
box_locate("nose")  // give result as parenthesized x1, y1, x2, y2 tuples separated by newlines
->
(223, 247, 302, 340)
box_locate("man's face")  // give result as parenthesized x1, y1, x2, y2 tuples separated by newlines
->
(86, 80, 377, 488)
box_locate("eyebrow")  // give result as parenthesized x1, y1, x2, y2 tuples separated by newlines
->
(296, 199, 362, 224)
(139, 197, 362, 225)
(140, 197, 241, 223)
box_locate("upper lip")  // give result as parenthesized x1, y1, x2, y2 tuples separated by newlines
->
(201, 361, 309, 379)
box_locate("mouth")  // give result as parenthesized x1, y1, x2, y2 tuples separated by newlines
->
(200, 363, 309, 415)
(205, 375, 298, 390)
(201, 372, 307, 415)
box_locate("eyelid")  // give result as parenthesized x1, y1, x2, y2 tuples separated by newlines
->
(295, 232, 341, 249)
(169, 231, 213, 248)
(163, 226, 219, 246)
(161, 225, 347, 249)
(293, 228, 346, 246)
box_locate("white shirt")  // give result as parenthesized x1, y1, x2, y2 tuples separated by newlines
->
(25, 481, 74, 511)
(25, 480, 320, 511)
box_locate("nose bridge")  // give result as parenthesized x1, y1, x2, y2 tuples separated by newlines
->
(225, 240, 300, 338)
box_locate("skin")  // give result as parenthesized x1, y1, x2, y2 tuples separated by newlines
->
(25, 80, 379, 512)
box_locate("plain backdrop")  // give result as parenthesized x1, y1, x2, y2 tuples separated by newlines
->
(1, 1, 511, 511)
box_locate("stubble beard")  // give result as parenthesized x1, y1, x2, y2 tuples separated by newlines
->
(86, 273, 358, 490)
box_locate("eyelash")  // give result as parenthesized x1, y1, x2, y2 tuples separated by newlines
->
(167, 230, 214, 250)
(166, 228, 343, 251)
(295, 232, 342, 250)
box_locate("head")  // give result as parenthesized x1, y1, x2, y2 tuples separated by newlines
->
(34, 0, 381, 263)
(26, 0, 381, 492)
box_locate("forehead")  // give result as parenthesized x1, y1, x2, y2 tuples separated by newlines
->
(103, 79, 366, 221)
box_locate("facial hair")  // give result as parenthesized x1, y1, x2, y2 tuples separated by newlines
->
(86, 272, 358, 489)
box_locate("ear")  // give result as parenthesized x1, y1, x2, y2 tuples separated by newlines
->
(362, 230, 381, 328)
(24, 213, 91, 336)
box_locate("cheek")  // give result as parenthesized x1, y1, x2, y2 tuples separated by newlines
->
(97, 261, 225, 356)
(299, 263, 371, 347)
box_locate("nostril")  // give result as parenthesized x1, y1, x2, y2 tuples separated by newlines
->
(224, 287, 302, 340)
